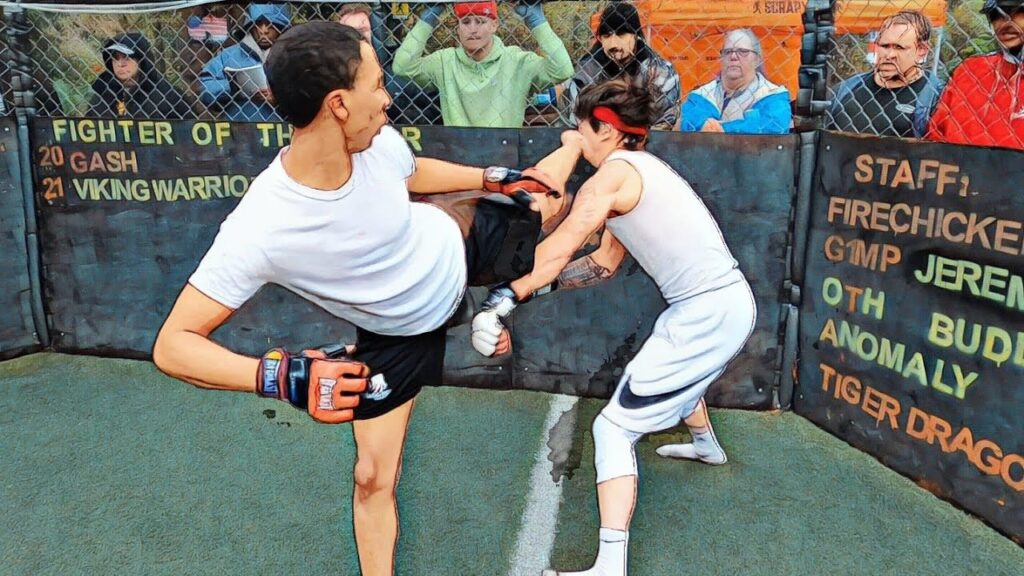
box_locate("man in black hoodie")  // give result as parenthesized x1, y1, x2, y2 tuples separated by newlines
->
(561, 2, 680, 129)
(88, 32, 192, 120)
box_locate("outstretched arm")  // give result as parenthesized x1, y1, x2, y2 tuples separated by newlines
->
(153, 284, 369, 424)
(509, 160, 630, 299)
(408, 156, 565, 212)
(407, 158, 486, 194)
(152, 284, 254, 391)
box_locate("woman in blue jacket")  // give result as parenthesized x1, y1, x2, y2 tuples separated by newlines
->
(678, 29, 792, 134)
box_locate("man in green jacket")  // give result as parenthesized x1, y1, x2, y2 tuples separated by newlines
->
(393, 0, 574, 127)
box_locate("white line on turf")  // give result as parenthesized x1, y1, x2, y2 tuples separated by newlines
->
(508, 393, 579, 576)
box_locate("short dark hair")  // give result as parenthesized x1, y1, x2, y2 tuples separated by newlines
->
(574, 78, 659, 150)
(879, 10, 932, 44)
(335, 3, 372, 22)
(266, 22, 364, 128)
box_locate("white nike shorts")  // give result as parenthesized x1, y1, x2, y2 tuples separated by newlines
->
(601, 280, 757, 434)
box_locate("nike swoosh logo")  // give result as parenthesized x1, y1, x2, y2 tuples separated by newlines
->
(617, 377, 694, 410)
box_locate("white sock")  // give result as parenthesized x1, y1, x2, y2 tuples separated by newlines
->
(542, 527, 628, 576)
(656, 425, 727, 465)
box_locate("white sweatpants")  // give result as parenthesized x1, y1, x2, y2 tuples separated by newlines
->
(600, 280, 757, 434)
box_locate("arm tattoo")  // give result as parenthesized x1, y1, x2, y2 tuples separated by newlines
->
(570, 228, 604, 260)
(557, 254, 615, 289)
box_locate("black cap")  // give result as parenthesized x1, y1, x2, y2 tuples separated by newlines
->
(980, 0, 1024, 15)
(599, 2, 643, 37)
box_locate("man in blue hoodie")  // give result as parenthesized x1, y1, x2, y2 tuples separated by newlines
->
(199, 4, 290, 121)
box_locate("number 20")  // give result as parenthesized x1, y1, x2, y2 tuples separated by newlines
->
(38, 145, 64, 167)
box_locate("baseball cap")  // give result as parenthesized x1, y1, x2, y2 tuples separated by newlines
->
(980, 0, 1024, 15)
(599, 2, 643, 37)
(104, 42, 136, 57)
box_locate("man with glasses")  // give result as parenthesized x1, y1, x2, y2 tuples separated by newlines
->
(927, 0, 1024, 150)
(676, 28, 791, 134)
(828, 11, 943, 138)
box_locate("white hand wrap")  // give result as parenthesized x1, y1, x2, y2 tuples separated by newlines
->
(471, 311, 504, 357)
(470, 285, 519, 357)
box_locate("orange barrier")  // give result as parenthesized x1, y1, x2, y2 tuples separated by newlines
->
(636, 0, 946, 32)
(648, 25, 804, 96)
(585, 0, 950, 97)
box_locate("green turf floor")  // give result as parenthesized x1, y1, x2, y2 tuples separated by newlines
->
(550, 401, 1024, 576)
(0, 353, 548, 575)
(1, 354, 1021, 575)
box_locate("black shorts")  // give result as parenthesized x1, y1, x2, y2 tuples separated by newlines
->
(444, 195, 544, 328)
(351, 323, 447, 420)
(416, 191, 542, 287)
(348, 195, 540, 419)
(464, 197, 542, 286)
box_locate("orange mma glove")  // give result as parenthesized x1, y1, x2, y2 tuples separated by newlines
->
(483, 166, 562, 210)
(256, 346, 369, 424)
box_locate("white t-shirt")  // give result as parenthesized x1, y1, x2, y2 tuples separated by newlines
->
(605, 149, 744, 304)
(189, 126, 467, 336)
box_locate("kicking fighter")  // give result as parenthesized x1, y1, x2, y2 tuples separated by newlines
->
(153, 22, 566, 576)
(471, 79, 757, 576)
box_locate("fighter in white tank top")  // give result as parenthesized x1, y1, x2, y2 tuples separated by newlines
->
(602, 149, 744, 304)
(470, 89, 757, 576)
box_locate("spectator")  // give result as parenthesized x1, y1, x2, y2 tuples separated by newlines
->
(393, 1, 574, 127)
(829, 11, 942, 138)
(562, 2, 680, 129)
(927, 0, 1024, 150)
(335, 2, 373, 41)
(677, 29, 791, 134)
(176, 5, 241, 120)
(335, 3, 441, 125)
(199, 3, 290, 121)
(88, 32, 191, 119)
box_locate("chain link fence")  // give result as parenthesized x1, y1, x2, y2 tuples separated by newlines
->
(825, 0, 1022, 146)
(0, 12, 10, 115)
(0, 0, 1016, 140)
(1, 6, 65, 117)
(0, 0, 810, 131)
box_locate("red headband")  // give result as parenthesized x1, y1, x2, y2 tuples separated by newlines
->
(592, 106, 649, 137)
(455, 1, 498, 20)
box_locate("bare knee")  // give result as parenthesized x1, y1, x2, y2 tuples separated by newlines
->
(353, 457, 398, 500)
